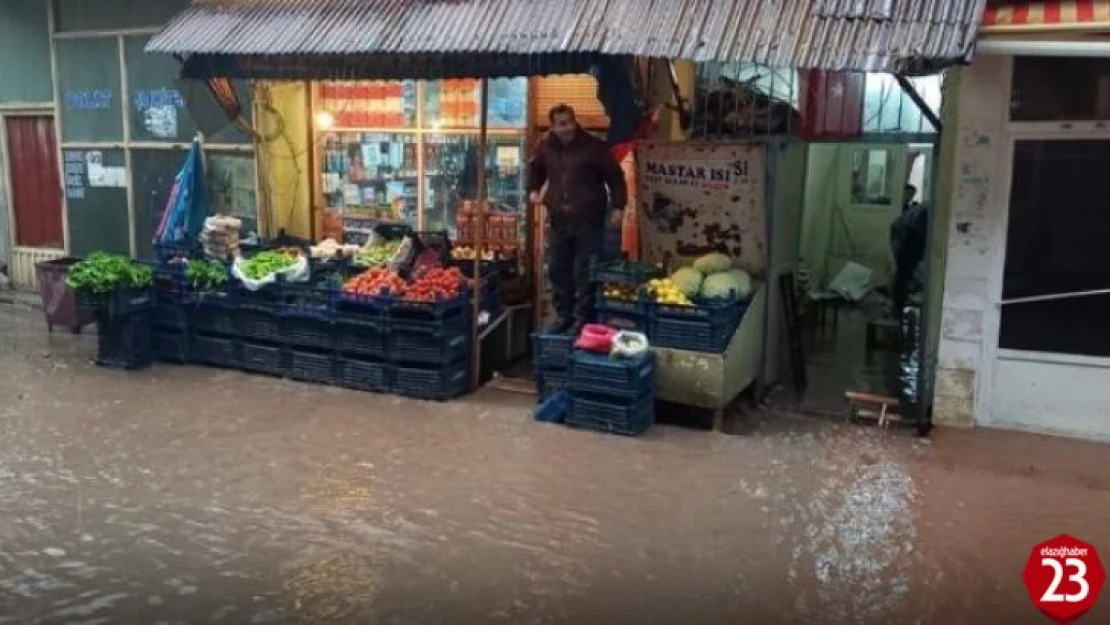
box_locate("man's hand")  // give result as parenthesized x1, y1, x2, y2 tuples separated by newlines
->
(610, 209, 624, 229)
(529, 191, 543, 205)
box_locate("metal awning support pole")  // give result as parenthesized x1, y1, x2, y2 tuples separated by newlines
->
(894, 74, 942, 133)
(471, 78, 489, 390)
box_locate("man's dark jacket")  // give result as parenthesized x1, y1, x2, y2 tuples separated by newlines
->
(528, 129, 627, 230)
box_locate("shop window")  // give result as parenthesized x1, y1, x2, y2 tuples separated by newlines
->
(52, 0, 187, 33)
(423, 134, 526, 236)
(316, 81, 416, 129)
(206, 152, 258, 237)
(56, 37, 123, 143)
(862, 73, 942, 134)
(1011, 56, 1110, 122)
(0, 0, 53, 103)
(63, 147, 129, 257)
(850, 148, 893, 205)
(1000, 140, 1110, 357)
(319, 131, 420, 224)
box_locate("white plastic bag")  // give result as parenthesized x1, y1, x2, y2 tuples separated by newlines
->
(232, 253, 310, 291)
(388, 236, 414, 271)
(610, 331, 650, 359)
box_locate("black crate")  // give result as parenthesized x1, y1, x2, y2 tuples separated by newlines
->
(388, 291, 469, 323)
(335, 289, 390, 320)
(237, 310, 283, 344)
(387, 317, 470, 364)
(235, 283, 280, 313)
(334, 315, 386, 358)
(192, 305, 236, 336)
(81, 287, 155, 319)
(280, 279, 337, 320)
(284, 316, 334, 350)
(153, 330, 190, 364)
(568, 351, 654, 399)
(288, 349, 337, 384)
(95, 310, 153, 370)
(566, 392, 654, 437)
(336, 356, 392, 393)
(191, 333, 237, 367)
(531, 333, 574, 368)
(240, 342, 286, 376)
(153, 301, 189, 332)
(394, 359, 470, 401)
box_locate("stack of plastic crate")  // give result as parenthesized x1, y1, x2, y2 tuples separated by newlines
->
(566, 350, 655, 436)
(531, 333, 574, 405)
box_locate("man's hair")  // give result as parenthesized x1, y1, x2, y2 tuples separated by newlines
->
(548, 103, 576, 123)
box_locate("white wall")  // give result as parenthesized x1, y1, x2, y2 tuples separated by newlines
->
(932, 55, 1011, 426)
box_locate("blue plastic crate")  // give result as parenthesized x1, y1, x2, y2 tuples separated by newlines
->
(566, 392, 654, 437)
(152, 329, 190, 364)
(95, 310, 153, 370)
(394, 359, 470, 401)
(531, 333, 574, 368)
(334, 314, 386, 358)
(192, 305, 236, 336)
(535, 367, 568, 400)
(650, 315, 741, 353)
(335, 289, 390, 319)
(648, 297, 745, 322)
(288, 349, 336, 384)
(337, 356, 392, 392)
(535, 390, 568, 424)
(595, 296, 648, 332)
(568, 351, 655, 398)
(240, 342, 286, 376)
(191, 333, 237, 367)
(589, 260, 664, 286)
(387, 317, 470, 364)
(237, 310, 283, 344)
(284, 316, 335, 350)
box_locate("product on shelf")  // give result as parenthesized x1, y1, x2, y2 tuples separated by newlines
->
(201, 215, 242, 260)
(600, 282, 638, 302)
(309, 237, 362, 260)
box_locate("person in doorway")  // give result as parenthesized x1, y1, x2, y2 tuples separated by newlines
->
(528, 104, 628, 334)
(890, 184, 928, 317)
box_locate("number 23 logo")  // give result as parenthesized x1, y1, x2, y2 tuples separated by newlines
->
(1041, 558, 1090, 603)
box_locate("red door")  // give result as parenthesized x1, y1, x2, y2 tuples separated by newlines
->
(6, 116, 63, 248)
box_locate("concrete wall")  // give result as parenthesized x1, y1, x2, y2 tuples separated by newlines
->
(931, 55, 1011, 426)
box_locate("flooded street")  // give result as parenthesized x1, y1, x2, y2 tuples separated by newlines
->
(1, 306, 1108, 624)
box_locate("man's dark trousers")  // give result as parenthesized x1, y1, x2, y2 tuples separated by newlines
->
(547, 224, 606, 327)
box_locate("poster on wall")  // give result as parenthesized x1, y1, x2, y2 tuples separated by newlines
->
(636, 142, 766, 276)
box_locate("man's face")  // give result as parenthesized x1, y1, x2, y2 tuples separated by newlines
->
(551, 112, 577, 144)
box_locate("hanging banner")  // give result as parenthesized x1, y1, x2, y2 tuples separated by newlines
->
(636, 141, 766, 276)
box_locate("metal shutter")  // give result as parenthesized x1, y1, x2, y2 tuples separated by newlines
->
(531, 75, 609, 129)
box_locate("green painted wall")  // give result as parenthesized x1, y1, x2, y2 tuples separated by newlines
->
(0, 1, 54, 104)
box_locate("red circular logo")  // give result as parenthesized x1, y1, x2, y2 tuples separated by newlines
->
(1023, 535, 1105, 624)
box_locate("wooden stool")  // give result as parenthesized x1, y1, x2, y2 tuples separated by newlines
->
(845, 391, 901, 428)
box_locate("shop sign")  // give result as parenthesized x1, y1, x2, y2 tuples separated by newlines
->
(636, 141, 766, 276)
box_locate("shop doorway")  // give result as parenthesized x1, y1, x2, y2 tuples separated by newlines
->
(5, 115, 64, 249)
(786, 141, 933, 415)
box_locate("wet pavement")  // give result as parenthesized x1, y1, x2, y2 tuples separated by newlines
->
(1, 305, 1109, 624)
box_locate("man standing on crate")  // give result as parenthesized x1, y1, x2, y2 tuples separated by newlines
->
(529, 104, 628, 334)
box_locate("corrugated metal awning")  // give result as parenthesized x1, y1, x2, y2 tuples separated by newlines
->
(147, 0, 989, 79)
(981, 0, 1110, 33)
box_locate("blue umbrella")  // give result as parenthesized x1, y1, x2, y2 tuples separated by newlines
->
(155, 139, 210, 247)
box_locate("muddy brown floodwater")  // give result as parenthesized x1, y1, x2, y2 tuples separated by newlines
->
(0, 305, 1108, 624)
